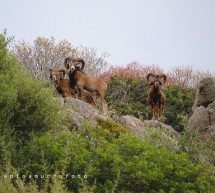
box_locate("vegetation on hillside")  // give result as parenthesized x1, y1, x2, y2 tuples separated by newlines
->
(0, 32, 215, 192)
(12, 36, 210, 131)
(106, 77, 195, 131)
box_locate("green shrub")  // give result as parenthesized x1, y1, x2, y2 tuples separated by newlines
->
(106, 77, 194, 131)
(109, 101, 151, 120)
(0, 32, 64, 140)
(106, 77, 152, 119)
(106, 76, 149, 104)
(0, 32, 70, 191)
(144, 127, 179, 151)
(178, 127, 215, 167)
(0, 178, 38, 193)
(97, 117, 127, 140)
(64, 124, 215, 193)
(3, 125, 214, 193)
(164, 86, 195, 131)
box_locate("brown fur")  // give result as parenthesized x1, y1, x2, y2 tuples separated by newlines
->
(49, 68, 97, 107)
(49, 68, 77, 98)
(146, 73, 167, 120)
(64, 57, 108, 115)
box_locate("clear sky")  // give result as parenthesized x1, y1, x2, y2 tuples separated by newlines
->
(1, 0, 215, 73)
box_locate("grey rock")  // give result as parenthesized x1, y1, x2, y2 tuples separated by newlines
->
(62, 98, 178, 140)
(188, 106, 209, 132)
(192, 77, 215, 111)
(64, 98, 108, 129)
(207, 124, 215, 136)
(187, 77, 215, 137)
(144, 120, 178, 136)
(206, 100, 215, 125)
(112, 115, 145, 137)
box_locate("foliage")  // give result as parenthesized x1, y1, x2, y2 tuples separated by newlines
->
(2, 124, 215, 193)
(163, 86, 195, 131)
(1, 32, 215, 193)
(178, 128, 215, 166)
(101, 62, 164, 82)
(106, 77, 194, 131)
(0, 31, 67, 185)
(167, 65, 212, 88)
(106, 76, 152, 120)
(0, 177, 39, 193)
(0, 171, 70, 193)
(109, 101, 151, 120)
(101, 62, 211, 88)
(106, 76, 149, 103)
(63, 127, 215, 193)
(96, 117, 127, 140)
(144, 127, 179, 152)
(0, 34, 64, 141)
(13, 37, 110, 79)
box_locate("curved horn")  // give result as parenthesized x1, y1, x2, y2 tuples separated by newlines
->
(64, 57, 73, 69)
(75, 58, 85, 70)
(159, 74, 167, 83)
(146, 73, 155, 81)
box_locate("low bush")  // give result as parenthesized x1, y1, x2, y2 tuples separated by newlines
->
(97, 117, 127, 139)
(106, 77, 195, 132)
(164, 86, 195, 131)
(64, 127, 215, 193)
(0, 32, 64, 141)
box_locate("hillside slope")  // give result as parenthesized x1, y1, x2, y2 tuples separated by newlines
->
(0, 32, 215, 193)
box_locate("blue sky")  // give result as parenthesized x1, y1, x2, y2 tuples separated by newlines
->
(1, 0, 215, 73)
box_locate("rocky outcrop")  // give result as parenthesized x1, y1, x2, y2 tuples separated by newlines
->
(112, 115, 146, 137)
(63, 98, 177, 138)
(192, 77, 215, 111)
(144, 120, 178, 136)
(64, 98, 108, 129)
(188, 77, 215, 136)
(207, 100, 215, 124)
(61, 77, 215, 142)
(188, 106, 209, 133)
